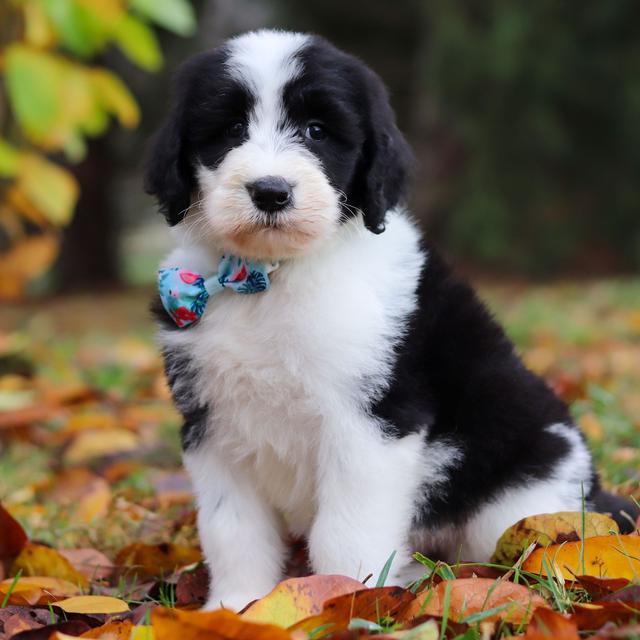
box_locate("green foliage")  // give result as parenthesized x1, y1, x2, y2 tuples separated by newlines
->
(0, 0, 196, 298)
(424, 0, 640, 274)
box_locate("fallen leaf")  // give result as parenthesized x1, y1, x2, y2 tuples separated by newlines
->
(571, 601, 640, 630)
(81, 620, 134, 639)
(64, 428, 139, 464)
(524, 607, 579, 639)
(243, 575, 366, 627)
(151, 607, 292, 640)
(290, 586, 415, 635)
(402, 578, 546, 625)
(0, 576, 81, 605)
(0, 502, 28, 561)
(574, 575, 630, 599)
(44, 469, 112, 524)
(493, 512, 619, 566)
(55, 595, 130, 614)
(59, 548, 114, 581)
(523, 534, 640, 580)
(11, 542, 89, 587)
(13, 620, 91, 640)
(175, 564, 209, 606)
(114, 543, 202, 579)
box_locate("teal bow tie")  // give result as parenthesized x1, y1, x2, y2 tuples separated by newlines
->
(158, 255, 277, 328)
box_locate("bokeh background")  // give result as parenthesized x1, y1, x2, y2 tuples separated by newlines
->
(0, 0, 639, 545)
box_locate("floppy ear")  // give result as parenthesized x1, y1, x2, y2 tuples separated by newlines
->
(349, 67, 413, 234)
(144, 76, 195, 226)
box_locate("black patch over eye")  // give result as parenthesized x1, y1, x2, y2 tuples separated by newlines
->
(305, 122, 327, 141)
(226, 121, 247, 138)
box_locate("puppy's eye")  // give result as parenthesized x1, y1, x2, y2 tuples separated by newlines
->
(226, 122, 247, 138)
(305, 122, 326, 141)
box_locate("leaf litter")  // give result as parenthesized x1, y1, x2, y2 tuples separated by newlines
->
(1, 284, 639, 638)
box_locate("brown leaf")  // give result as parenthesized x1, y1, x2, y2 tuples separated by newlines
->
(290, 586, 415, 635)
(524, 607, 580, 639)
(152, 607, 293, 640)
(114, 543, 202, 579)
(574, 575, 630, 600)
(11, 620, 91, 640)
(0, 502, 27, 561)
(59, 549, 114, 581)
(11, 543, 89, 588)
(571, 601, 640, 630)
(175, 564, 210, 607)
(242, 575, 367, 627)
(402, 578, 546, 625)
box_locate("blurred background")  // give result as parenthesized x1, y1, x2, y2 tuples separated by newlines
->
(0, 0, 638, 544)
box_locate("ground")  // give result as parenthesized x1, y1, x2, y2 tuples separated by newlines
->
(0, 278, 639, 638)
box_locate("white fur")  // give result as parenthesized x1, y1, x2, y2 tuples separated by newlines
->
(164, 211, 430, 609)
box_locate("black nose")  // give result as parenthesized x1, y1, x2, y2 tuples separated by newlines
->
(246, 176, 293, 213)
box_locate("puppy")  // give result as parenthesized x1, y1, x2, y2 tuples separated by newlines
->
(146, 29, 636, 610)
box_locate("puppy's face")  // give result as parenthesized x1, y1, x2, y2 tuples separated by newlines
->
(146, 30, 411, 260)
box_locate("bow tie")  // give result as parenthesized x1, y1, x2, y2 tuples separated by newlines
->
(158, 255, 278, 328)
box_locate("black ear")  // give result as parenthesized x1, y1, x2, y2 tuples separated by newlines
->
(349, 66, 413, 234)
(144, 66, 197, 226)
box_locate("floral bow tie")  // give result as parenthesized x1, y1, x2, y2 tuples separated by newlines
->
(158, 255, 278, 328)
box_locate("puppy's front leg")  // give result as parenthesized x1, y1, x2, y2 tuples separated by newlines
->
(308, 423, 426, 585)
(184, 445, 285, 611)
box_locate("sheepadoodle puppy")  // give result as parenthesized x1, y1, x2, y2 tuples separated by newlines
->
(146, 29, 636, 610)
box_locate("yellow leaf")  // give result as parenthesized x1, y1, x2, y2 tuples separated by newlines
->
(130, 626, 154, 640)
(0, 576, 81, 605)
(17, 153, 79, 225)
(23, 0, 58, 48)
(55, 595, 130, 614)
(523, 534, 640, 580)
(0, 139, 19, 176)
(11, 542, 89, 588)
(91, 69, 140, 128)
(64, 428, 139, 464)
(492, 512, 619, 566)
(0, 234, 59, 300)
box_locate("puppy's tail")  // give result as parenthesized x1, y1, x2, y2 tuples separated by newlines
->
(591, 489, 639, 534)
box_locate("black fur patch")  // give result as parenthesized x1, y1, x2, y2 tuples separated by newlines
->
(285, 37, 412, 232)
(370, 249, 591, 527)
(151, 297, 209, 451)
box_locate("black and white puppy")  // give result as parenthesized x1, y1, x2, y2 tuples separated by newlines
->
(146, 29, 635, 610)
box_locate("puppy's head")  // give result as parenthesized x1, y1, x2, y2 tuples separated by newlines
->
(146, 30, 411, 260)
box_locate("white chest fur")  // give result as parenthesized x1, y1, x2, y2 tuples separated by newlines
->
(159, 212, 425, 530)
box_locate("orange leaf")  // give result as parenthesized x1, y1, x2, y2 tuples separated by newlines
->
(151, 607, 292, 640)
(242, 575, 366, 627)
(403, 578, 546, 625)
(523, 534, 640, 580)
(55, 595, 130, 614)
(524, 607, 579, 639)
(0, 502, 27, 561)
(290, 586, 415, 635)
(114, 543, 202, 579)
(81, 620, 134, 639)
